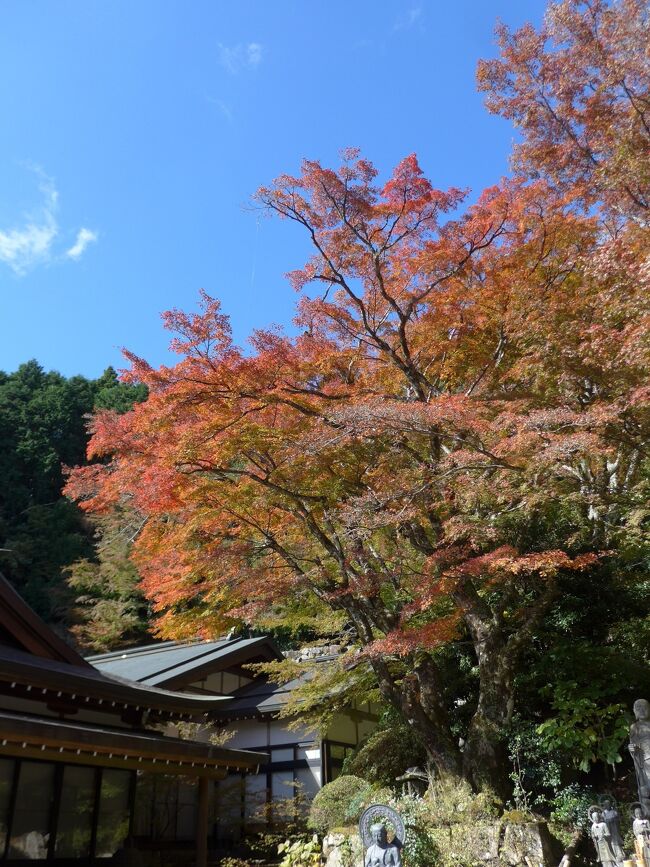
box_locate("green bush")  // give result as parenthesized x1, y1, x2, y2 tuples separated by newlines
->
(424, 776, 500, 824)
(277, 835, 320, 866)
(342, 714, 427, 788)
(308, 775, 371, 833)
(548, 784, 597, 828)
(218, 859, 254, 867)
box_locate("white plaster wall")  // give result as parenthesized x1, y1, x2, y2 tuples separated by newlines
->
(326, 715, 357, 744)
(222, 719, 268, 750)
(270, 719, 316, 745)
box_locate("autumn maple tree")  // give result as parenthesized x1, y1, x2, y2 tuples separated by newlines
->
(66, 0, 649, 795)
(477, 0, 649, 221)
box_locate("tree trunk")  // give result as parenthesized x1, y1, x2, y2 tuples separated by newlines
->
(462, 665, 512, 798)
(402, 654, 463, 779)
(459, 578, 561, 798)
(453, 582, 514, 799)
(369, 652, 463, 781)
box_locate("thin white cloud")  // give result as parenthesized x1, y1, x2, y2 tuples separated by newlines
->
(0, 166, 97, 276)
(217, 41, 264, 74)
(206, 95, 234, 123)
(247, 42, 262, 68)
(394, 6, 422, 31)
(66, 227, 98, 260)
(0, 171, 58, 276)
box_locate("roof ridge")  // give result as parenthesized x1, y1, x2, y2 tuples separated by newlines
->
(86, 638, 228, 662)
(141, 637, 242, 681)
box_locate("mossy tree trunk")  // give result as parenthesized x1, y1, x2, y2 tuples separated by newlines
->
(341, 574, 560, 797)
(453, 578, 560, 798)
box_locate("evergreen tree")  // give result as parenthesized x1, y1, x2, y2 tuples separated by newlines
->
(0, 361, 146, 633)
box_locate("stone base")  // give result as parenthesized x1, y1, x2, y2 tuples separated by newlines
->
(501, 822, 556, 867)
(322, 831, 363, 867)
(322, 821, 557, 867)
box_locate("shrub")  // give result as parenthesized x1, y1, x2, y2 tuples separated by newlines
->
(277, 835, 320, 866)
(385, 795, 441, 867)
(342, 715, 427, 788)
(548, 784, 597, 829)
(218, 859, 254, 867)
(308, 775, 371, 833)
(425, 776, 500, 824)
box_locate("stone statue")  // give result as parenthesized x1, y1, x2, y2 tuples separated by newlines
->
(589, 806, 618, 867)
(364, 823, 402, 867)
(359, 804, 404, 867)
(599, 796, 625, 863)
(629, 698, 650, 817)
(632, 804, 650, 867)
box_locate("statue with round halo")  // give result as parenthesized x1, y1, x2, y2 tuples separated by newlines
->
(632, 803, 650, 867)
(359, 804, 404, 867)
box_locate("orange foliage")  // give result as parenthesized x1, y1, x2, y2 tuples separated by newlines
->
(477, 0, 649, 221)
(65, 3, 649, 777)
(66, 150, 648, 653)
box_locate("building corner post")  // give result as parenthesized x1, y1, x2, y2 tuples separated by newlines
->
(196, 776, 209, 867)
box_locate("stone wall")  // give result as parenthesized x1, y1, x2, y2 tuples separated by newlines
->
(323, 820, 558, 867)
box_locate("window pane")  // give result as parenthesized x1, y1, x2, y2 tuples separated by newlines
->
(133, 774, 154, 838)
(9, 762, 55, 860)
(271, 771, 294, 802)
(153, 777, 178, 840)
(0, 760, 15, 856)
(175, 781, 196, 840)
(55, 766, 96, 858)
(295, 767, 319, 801)
(244, 774, 267, 822)
(96, 770, 131, 857)
(214, 776, 244, 840)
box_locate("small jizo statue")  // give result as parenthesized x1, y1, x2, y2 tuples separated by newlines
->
(589, 806, 619, 867)
(364, 823, 402, 867)
(632, 804, 650, 867)
(629, 699, 650, 818)
(600, 797, 625, 864)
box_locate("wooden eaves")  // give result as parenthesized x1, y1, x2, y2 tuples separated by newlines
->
(0, 644, 232, 720)
(0, 710, 263, 778)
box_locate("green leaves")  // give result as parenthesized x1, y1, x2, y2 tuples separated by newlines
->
(278, 834, 321, 866)
(536, 683, 629, 772)
(0, 360, 147, 628)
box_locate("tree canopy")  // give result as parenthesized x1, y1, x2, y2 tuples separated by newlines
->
(0, 361, 146, 633)
(66, 0, 649, 797)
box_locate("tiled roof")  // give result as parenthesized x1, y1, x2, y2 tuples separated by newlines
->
(88, 636, 282, 687)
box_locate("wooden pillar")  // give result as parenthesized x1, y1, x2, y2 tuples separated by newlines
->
(196, 777, 209, 867)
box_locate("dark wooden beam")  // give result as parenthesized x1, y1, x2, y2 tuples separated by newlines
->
(0, 743, 229, 779)
(0, 573, 87, 666)
(0, 647, 232, 716)
(0, 710, 266, 771)
(195, 777, 209, 867)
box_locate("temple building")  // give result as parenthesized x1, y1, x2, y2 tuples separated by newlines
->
(90, 638, 378, 840)
(0, 576, 263, 864)
(0, 570, 378, 861)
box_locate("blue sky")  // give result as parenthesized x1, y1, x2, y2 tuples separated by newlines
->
(0, 0, 547, 378)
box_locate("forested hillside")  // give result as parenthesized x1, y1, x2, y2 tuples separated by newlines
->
(0, 360, 148, 647)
